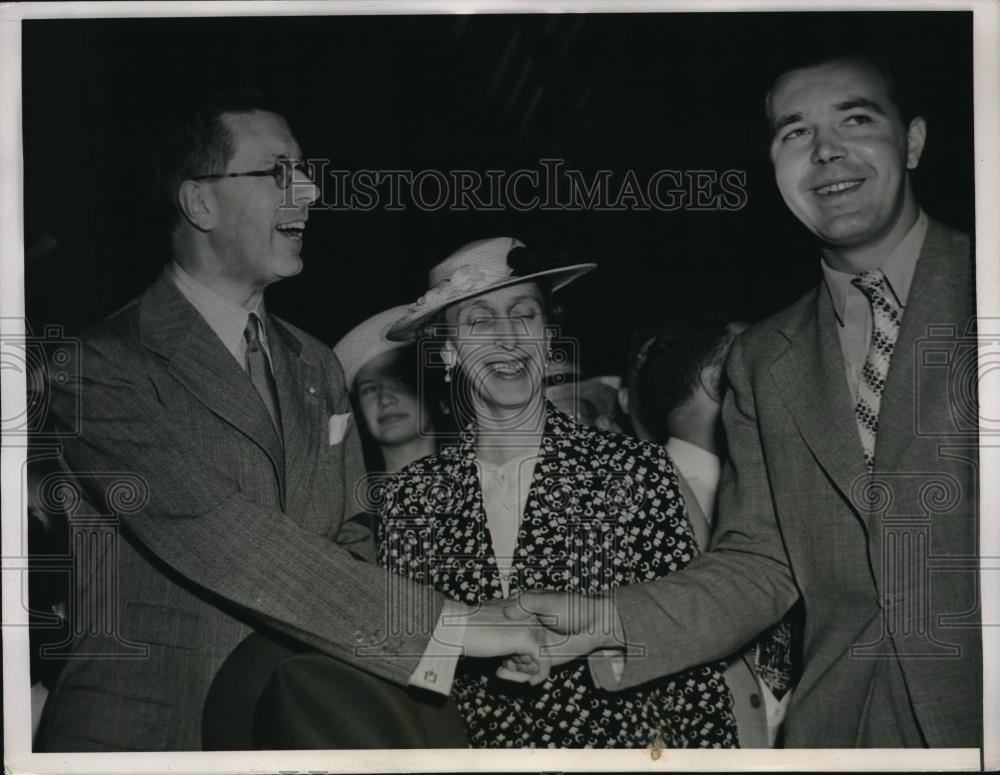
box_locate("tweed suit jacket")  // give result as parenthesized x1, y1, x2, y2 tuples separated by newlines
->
(37, 271, 444, 751)
(608, 219, 981, 747)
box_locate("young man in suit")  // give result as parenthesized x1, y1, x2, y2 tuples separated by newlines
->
(509, 54, 981, 747)
(35, 96, 542, 751)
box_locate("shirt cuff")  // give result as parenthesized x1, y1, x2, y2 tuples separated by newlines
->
(587, 648, 625, 690)
(407, 598, 467, 695)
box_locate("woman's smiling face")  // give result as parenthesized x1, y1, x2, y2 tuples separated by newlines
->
(445, 281, 550, 421)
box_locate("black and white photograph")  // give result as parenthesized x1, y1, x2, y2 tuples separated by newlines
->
(1, 1, 997, 772)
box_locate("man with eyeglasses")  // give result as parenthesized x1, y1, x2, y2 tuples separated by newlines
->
(36, 93, 541, 751)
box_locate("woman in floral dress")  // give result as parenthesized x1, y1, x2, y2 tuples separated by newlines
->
(378, 237, 738, 748)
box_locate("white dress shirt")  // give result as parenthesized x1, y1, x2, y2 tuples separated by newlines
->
(477, 451, 541, 598)
(665, 437, 720, 518)
(169, 261, 272, 367)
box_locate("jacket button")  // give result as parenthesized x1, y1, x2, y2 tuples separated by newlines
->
(750, 693, 762, 708)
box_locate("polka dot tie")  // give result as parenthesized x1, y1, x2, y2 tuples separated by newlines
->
(851, 270, 901, 470)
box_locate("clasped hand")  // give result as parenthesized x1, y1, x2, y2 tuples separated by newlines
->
(458, 591, 625, 685)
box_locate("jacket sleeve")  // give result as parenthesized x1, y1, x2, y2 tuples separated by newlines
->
(609, 334, 800, 689)
(49, 332, 443, 687)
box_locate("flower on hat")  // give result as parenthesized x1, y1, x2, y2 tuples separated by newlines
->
(409, 262, 515, 313)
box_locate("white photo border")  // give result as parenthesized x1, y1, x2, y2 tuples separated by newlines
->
(2, 1, 996, 772)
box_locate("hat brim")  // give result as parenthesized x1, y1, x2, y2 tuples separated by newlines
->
(385, 263, 597, 342)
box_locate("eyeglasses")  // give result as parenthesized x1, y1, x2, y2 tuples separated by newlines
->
(191, 159, 313, 190)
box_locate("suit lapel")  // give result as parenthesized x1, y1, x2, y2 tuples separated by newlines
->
(874, 219, 972, 472)
(768, 220, 971, 526)
(268, 318, 323, 513)
(770, 287, 870, 518)
(139, 272, 286, 500)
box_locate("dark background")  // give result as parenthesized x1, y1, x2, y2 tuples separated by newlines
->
(21, 11, 974, 376)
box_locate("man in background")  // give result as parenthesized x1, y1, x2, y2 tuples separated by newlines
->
(639, 319, 747, 548)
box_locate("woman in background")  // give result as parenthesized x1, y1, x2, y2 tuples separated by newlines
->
(335, 305, 444, 475)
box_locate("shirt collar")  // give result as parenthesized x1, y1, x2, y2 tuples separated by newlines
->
(475, 447, 541, 474)
(169, 261, 267, 361)
(821, 209, 928, 325)
(665, 437, 721, 489)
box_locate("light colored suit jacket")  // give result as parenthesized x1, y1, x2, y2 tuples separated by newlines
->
(609, 220, 981, 747)
(674, 471, 771, 748)
(37, 271, 444, 751)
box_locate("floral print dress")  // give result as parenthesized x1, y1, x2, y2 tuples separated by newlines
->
(378, 402, 738, 748)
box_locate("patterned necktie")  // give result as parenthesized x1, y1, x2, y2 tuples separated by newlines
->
(753, 619, 795, 700)
(244, 313, 282, 436)
(851, 270, 902, 470)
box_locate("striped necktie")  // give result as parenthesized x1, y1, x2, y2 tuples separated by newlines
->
(244, 313, 282, 437)
(851, 269, 902, 470)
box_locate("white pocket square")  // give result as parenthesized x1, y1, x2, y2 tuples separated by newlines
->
(328, 412, 352, 445)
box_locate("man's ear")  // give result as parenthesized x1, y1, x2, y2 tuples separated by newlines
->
(617, 386, 630, 416)
(699, 361, 724, 404)
(177, 180, 217, 232)
(906, 116, 927, 170)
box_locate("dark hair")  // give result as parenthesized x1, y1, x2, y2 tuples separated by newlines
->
(623, 326, 658, 388)
(156, 89, 273, 228)
(349, 345, 452, 471)
(762, 51, 919, 144)
(638, 319, 739, 437)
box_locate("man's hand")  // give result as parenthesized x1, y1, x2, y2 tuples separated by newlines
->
(443, 598, 554, 686)
(496, 591, 626, 682)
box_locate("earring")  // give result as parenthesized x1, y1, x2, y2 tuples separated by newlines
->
(444, 363, 453, 383)
(546, 344, 554, 362)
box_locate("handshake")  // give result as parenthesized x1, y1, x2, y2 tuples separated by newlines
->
(450, 591, 626, 686)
